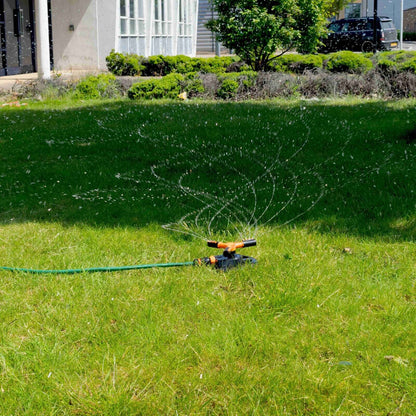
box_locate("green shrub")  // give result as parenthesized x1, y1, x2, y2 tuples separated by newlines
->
(270, 54, 299, 72)
(74, 74, 120, 99)
(374, 51, 416, 73)
(271, 54, 324, 73)
(128, 73, 184, 99)
(399, 57, 416, 73)
(193, 56, 237, 74)
(142, 55, 166, 76)
(105, 50, 143, 76)
(216, 71, 258, 98)
(144, 55, 195, 75)
(107, 52, 239, 76)
(181, 73, 205, 96)
(377, 58, 397, 72)
(377, 50, 416, 63)
(293, 54, 324, 72)
(174, 55, 195, 74)
(217, 78, 239, 99)
(326, 51, 373, 73)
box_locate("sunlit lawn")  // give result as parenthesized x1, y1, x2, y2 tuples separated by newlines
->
(0, 97, 415, 414)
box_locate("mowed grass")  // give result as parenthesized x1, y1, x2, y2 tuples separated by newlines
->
(0, 98, 415, 415)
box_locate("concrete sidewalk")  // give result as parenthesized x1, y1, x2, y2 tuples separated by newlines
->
(0, 73, 38, 93)
(0, 70, 102, 94)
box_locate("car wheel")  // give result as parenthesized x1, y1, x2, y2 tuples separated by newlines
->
(361, 41, 374, 52)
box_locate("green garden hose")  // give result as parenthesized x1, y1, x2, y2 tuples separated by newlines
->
(0, 239, 257, 274)
(0, 262, 194, 275)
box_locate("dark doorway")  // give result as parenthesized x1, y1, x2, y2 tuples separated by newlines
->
(0, 0, 52, 76)
(0, 0, 7, 75)
(2, 0, 35, 75)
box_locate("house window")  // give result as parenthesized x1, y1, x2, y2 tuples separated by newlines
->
(154, 0, 171, 36)
(178, 0, 192, 36)
(120, 0, 145, 36)
(345, 3, 361, 18)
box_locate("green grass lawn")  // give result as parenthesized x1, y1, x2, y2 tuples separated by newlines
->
(0, 98, 415, 415)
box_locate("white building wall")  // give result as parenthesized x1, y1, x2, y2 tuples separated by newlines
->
(97, 0, 118, 69)
(51, 0, 116, 72)
(51, 0, 197, 72)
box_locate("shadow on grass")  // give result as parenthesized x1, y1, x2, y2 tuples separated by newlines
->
(0, 99, 415, 241)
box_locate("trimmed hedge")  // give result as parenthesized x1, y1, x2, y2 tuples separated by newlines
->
(326, 51, 373, 73)
(373, 51, 416, 73)
(271, 54, 324, 73)
(128, 73, 184, 99)
(216, 71, 258, 99)
(403, 32, 416, 41)
(125, 68, 416, 101)
(105, 51, 145, 76)
(107, 50, 416, 78)
(400, 57, 416, 73)
(74, 74, 121, 99)
(127, 72, 206, 99)
(106, 50, 238, 77)
(127, 71, 258, 100)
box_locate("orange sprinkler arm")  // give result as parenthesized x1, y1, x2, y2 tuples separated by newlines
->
(207, 239, 256, 253)
(194, 240, 257, 270)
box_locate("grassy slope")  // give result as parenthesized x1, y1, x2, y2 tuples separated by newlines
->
(0, 98, 415, 415)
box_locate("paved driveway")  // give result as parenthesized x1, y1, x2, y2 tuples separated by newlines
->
(403, 41, 416, 51)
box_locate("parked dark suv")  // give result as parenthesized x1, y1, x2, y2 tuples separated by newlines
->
(320, 17, 398, 52)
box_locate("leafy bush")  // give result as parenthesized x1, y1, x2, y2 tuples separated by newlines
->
(105, 50, 143, 76)
(193, 56, 237, 74)
(216, 71, 258, 98)
(107, 52, 239, 76)
(272, 54, 324, 73)
(400, 57, 416, 73)
(181, 73, 205, 96)
(374, 51, 416, 73)
(217, 78, 239, 99)
(376, 58, 397, 73)
(141, 55, 194, 76)
(74, 74, 120, 99)
(376, 50, 416, 63)
(128, 73, 184, 99)
(326, 51, 373, 73)
(174, 55, 196, 74)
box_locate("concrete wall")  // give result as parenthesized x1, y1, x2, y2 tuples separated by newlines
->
(51, 0, 116, 72)
(97, 0, 117, 68)
(404, 7, 416, 32)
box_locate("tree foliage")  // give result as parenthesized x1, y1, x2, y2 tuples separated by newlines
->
(325, 0, 351, 16)
(207, 0, 344, 70)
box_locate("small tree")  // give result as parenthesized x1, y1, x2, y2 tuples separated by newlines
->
(207, 0, 333, 71)
(325, 0, 351, 17)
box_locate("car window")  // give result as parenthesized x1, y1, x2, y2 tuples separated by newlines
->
(381, 20, 395, 30)
(365, 21, 373, 30)
(347, 21, 362, 31)
(340, 23, 350, 32)
(355, 21, 367, 30)
(328, 22, 343, 33)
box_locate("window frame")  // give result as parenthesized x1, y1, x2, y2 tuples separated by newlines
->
(178, 0, 192, 37)
(120, 0, 145, 37)
(153, 0, 172, 37)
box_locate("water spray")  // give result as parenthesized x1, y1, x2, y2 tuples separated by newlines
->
(0, 240, 257, 274)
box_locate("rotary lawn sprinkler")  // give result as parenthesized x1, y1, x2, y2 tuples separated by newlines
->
(194, 239, 257, 271)
(0, 240, 257, 274)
